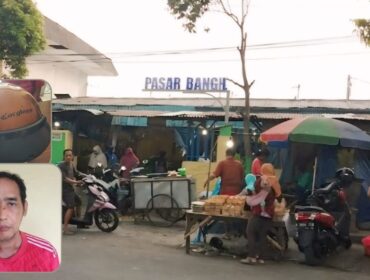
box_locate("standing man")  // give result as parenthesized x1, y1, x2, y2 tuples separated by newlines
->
(154, 150, 168, 173)
(58, 149, 82, 235)
(203, 148, 245, 195)
(251, 149, 270, 176)
(0, 171, 59, 272)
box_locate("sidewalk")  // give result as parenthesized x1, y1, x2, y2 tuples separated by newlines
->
(178, 221, 370, 274)
(117, 217, 370, 274)
(350, 229, 370, 244)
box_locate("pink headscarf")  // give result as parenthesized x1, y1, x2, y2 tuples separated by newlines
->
(120, 147, 139, 178)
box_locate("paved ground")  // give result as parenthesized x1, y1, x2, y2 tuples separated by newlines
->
(2, 219, 369, 280)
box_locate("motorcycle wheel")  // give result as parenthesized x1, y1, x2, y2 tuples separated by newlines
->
(303, 245, 324, 266)
(94, 209, 119, 233)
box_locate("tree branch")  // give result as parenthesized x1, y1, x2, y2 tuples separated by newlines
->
(219, 0, 241, 27)
(226, 77, 243, 89)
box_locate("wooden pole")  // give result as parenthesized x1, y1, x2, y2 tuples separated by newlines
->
(311, 156, 318, 194)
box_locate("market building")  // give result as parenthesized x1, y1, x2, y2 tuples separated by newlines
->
(52, 96, 370, 193)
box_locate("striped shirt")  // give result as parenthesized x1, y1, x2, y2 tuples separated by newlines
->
(0, 232, 59, 272)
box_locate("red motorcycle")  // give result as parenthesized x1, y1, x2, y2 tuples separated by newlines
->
(294, 168, 355, 266)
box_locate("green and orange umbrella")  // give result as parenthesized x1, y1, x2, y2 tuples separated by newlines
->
(260, 116, 370, 150)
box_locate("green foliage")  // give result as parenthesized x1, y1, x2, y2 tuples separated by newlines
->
(167, 0, 211, 32)
(0, 0, 46, 78)
(354, 18, 370, 46)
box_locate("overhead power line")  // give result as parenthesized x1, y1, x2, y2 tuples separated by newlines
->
(27, 50, 370, 64)
(351, 76, 370, 86)
(31, 35, 355, 59)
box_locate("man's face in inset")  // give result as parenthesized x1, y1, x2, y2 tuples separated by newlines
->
(0, 178, 27, 243)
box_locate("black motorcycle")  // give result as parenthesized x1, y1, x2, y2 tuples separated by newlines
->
(293, 167, 355, 266)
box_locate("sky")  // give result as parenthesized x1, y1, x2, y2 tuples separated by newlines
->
(34, 0, 370, 100)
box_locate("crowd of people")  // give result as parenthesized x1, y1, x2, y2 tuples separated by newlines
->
(202, 146, 370, 264)
(58, 144, 170, 234)
(58, 143, 370, 265)
(203, 147, 283, 265)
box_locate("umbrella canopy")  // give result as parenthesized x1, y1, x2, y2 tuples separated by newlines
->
(260, 116, 370, 150)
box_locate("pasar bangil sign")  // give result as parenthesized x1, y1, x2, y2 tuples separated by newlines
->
(144, 77, 227, 91)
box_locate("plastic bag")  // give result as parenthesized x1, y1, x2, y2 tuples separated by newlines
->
(283, 211, 297, 238)
(211, 178, 221, 196)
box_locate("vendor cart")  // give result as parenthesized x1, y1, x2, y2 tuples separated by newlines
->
(131, 176, 192, 227)
(184, 210, 288, 259)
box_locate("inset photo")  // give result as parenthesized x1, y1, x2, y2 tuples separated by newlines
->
(0, 164, 61, 272)
(0, 80, 51, 163)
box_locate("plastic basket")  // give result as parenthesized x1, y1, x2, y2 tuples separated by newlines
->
(361, 235, 370, 257)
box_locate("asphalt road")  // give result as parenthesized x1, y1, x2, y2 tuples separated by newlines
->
(2, 220, 369, 280)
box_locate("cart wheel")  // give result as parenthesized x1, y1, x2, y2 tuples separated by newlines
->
(146, 194, 181, 227)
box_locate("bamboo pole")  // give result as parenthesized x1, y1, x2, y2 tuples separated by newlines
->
(311, 156, 318, 194)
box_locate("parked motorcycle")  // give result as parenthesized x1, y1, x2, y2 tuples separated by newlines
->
(62, 173, 119, 233)
(88, 161, 165, 215)
(293, 167, 355, 266)
(83, 165, 135, 215)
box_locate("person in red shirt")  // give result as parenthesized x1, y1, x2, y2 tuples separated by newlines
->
(0, 171, 59, 272)
(251, 149, 270, 176)
(203, 148, 245, 195)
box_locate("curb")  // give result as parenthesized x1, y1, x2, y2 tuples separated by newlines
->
(351, 231, 369, 244)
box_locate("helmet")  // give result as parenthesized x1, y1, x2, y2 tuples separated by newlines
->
(0, 83, 50, 162)
(335, 167, 355, 187)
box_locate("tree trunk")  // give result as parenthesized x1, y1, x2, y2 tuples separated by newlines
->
(243, 85, 251, 158)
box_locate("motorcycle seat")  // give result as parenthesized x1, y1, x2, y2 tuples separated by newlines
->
(314, 182, 337, 194)
(295, 205, 326, 213)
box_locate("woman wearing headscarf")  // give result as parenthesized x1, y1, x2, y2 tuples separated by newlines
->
(88, 145, 108, 170)
(240, 163, 282, 265)
(120, 147, 140, 179)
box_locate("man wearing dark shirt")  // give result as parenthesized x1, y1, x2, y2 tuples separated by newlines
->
(58, 149, 82, 235)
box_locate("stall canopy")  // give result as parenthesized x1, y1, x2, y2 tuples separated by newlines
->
(260, 116, 370, 150)
(260, 116, 370, 189)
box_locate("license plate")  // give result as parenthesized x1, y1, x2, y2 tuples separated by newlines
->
(298, 222, 314, 229)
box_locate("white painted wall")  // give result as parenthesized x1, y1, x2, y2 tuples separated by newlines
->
(26, 61, 88, 97)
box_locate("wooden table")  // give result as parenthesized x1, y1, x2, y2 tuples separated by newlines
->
(184, 210, 288, 255)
